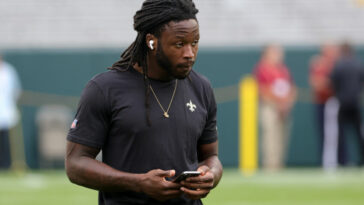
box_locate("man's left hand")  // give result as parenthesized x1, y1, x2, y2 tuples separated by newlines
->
(180, 165, 214, 200)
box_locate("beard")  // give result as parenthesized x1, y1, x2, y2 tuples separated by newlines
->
(155, 44, 192, 79)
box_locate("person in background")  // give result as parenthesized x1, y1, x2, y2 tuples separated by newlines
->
(331, 42, 364, 166)
(0, 55, 22, 169)
(254, 44, 297, 171)
(309, 43, 341, 168)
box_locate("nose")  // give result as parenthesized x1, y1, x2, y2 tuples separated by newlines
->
(183, 45, 195, 59)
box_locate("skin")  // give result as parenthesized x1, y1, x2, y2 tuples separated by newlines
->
(181, 142, 222, 199)
(136, 19, 200, 81)
(66, 19, 223, 202)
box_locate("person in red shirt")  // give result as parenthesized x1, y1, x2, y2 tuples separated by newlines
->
(309, 44, 338, 105)
(309, 43, 341, 169)
(254, 44, 297, 171)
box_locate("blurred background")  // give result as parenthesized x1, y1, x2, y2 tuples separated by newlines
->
(1, 0, 364, 204)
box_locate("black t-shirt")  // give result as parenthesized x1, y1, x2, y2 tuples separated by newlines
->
(67, 67, 218, 205)
(331, 56, 364, 108)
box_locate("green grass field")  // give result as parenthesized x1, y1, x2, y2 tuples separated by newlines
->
(1, 168, 363, 205)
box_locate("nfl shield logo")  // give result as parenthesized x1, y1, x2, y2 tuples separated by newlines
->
(71, 119, 78, 129)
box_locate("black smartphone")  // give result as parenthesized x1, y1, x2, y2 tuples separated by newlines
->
(173, 171, 201, 183)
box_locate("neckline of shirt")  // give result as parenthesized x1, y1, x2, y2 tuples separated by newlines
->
(127, 65, 178, 86)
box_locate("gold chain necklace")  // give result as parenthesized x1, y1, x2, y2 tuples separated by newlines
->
(149, 80, 178, 118)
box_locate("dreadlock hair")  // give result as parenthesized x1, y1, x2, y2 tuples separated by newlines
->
(109, 0, 199, 126)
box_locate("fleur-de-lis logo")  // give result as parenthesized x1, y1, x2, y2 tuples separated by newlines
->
(186, 100, 196, 112)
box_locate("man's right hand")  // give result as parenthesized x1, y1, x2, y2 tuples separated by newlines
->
(139, 169, 182, 201)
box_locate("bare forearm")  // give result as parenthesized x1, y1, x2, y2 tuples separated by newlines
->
(199, 155, 223, 187)
(66, 156, 142, 192)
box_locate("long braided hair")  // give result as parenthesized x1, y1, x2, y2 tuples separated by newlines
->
(110, 0, 198, 125)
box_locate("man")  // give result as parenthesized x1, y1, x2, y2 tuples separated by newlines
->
(0, 55, 22, 169)
(65, 0, 223, 204)
(254, 44, 297, 171)
(330, 42, 364, 166)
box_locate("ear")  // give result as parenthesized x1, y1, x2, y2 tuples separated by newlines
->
(146, 34, 157, 51)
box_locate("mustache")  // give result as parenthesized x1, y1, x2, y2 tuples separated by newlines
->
(177, 60, 195, 68)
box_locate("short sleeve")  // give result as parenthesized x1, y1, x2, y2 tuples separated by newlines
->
(67, 80, 110, 148)
(254, 64, 269, 86)
(198, 83, 218, 145)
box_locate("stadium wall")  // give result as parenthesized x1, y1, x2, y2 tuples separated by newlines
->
(3, 47, 364, 169)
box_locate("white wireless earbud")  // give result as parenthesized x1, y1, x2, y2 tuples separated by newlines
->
(149, 40, 154, 50)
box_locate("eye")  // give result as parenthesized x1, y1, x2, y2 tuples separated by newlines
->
(176, 42, 184, 48)
(192, 40, 199, 46)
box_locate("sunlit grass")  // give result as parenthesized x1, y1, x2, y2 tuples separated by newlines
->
(1, 168, 363, 205)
